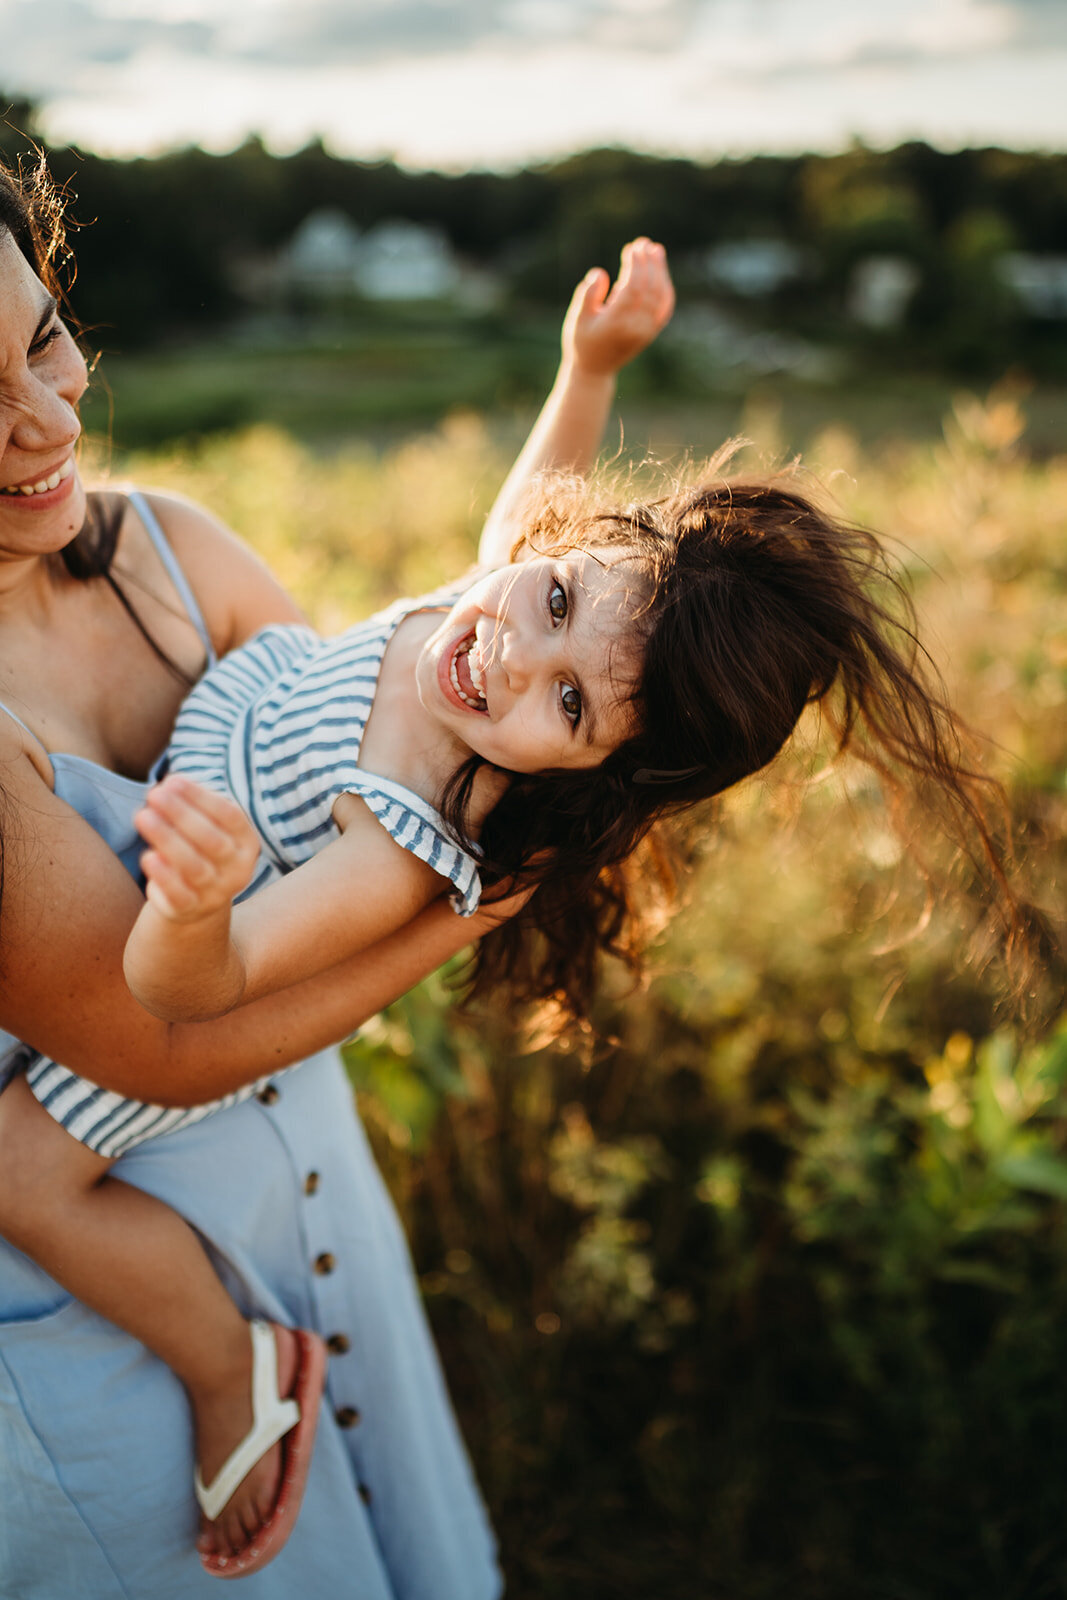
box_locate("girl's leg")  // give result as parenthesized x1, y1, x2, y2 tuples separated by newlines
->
(0, 1075, 299, 1560)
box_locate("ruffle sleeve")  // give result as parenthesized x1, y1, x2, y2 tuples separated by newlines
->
(338, 771, 482, 917)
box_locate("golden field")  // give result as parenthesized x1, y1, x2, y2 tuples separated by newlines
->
(93, 387, 1066, 1598)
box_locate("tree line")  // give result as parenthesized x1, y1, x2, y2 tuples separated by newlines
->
(3, 94, 1066, 373)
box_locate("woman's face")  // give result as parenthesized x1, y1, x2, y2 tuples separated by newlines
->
(0, 230, 88, 559)
(415, 548, 646, 775)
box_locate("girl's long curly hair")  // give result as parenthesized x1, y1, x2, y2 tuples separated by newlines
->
(440, 467, 1043, 1024)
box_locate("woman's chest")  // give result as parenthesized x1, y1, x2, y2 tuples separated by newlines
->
(0, 606, 189, 778)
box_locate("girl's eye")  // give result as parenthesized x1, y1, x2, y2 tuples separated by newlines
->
(561, 683, 582, 725)
(547, 580, 568, 625)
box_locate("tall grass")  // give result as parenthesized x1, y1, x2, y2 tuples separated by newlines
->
(98, 390, 1065, 1598)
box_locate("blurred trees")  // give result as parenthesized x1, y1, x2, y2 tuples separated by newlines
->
(3, 96, 1066, 375)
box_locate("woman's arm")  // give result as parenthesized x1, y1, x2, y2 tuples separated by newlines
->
(478, 237, 675, 570)
(0, 743, 507, 1105)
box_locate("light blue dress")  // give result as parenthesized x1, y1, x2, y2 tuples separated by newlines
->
(0, 496, 502, 1600)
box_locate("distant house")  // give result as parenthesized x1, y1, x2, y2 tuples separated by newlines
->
(1001, 254, 1067, 318)
(847, 256, 919, 329)
(697, 239, 805, 298)
(271, 211, 461, 302)
(664, 305, 837, 382)
(354, 221, 459, 301)
(282, 208, 363, 293)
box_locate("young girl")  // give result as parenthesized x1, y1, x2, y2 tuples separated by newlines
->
(0, 241, 1031, 1582)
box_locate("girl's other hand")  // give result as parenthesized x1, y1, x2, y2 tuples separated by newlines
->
(134, 775, 260, 923)
(562, 236, 675, 379)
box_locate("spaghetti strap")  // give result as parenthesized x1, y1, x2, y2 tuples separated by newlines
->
(0, 696, 57, 788)
(0, 699, 39, 742)
(127, 490, 217, 666)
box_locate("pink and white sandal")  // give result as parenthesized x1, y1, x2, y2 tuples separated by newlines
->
(195, 1319, 327, 1579)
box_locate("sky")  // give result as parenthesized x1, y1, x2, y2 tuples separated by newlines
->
(2, 0, 1066, 171)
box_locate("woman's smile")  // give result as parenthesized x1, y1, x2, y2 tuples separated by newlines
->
(0, 232, 88, 552)
(0, 453, 77, 509)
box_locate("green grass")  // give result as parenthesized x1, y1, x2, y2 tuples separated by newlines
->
(81, 312, 1067, 461)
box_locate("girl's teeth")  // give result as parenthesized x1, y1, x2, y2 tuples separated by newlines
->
(450, 637, 487, 711)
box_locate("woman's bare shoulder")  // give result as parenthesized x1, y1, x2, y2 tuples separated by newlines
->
(116, 488, 306, 653)
(0, 709, 53, 790)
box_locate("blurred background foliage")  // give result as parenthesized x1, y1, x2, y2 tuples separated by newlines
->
(86, 380, 1067, 1597)
(3, 97, 1067, 455)
(35, 80, 1066, 1594)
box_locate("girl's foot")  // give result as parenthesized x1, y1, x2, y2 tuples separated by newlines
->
(191, 1324, 300, 1562)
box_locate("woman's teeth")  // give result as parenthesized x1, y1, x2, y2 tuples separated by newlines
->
(0, 458, 74, 496)
(450, 636, 488, 711)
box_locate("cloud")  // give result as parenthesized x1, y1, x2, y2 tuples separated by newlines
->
(1, 0, 1057, 95)
(4, 0, 1066, 165)
(998, 0, 1067, 49)
(220, 0, 703, 66)
(0, 0, 213, 91)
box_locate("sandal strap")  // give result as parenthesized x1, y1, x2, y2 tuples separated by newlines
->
(194, 1320, 301, 1521)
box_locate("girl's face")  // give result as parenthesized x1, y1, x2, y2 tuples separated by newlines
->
(0, 231, 88, 560)
(416, 548, 646, 774)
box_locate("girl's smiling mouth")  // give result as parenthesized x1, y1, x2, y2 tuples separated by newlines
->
(443, 630, 489, 713)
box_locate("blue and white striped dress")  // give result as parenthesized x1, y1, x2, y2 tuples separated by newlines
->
(24, 590, 482, 1160)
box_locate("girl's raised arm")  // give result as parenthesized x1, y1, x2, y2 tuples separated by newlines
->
(477, 237, 674, 570)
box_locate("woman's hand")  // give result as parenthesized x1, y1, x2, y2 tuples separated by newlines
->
(561, 236, 675, 379)
(134, 775, 260, 923)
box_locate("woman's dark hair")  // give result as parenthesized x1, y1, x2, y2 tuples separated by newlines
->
(1, 155, 124, 582)
(0, 155, 193, 920)
(0, 155, 191, 666)
(441, 469, 1043, 1025)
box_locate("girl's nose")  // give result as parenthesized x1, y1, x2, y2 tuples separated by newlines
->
(497, 619, 548, 691)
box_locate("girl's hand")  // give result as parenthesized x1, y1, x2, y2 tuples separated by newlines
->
(134, 775, 260, 923)
(562, 236, 675, 379)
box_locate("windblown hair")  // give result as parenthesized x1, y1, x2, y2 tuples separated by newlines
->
(441, 466, 1039, 1024)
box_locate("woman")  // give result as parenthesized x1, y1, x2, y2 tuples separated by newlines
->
(0, 156, 673, 1597)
